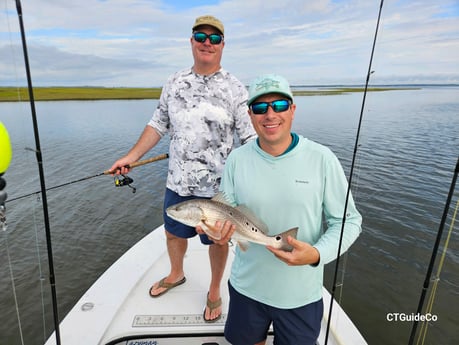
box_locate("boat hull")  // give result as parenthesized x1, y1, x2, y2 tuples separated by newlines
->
(45, 225, 366, 345)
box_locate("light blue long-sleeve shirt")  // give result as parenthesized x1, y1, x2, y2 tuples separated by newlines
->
(220, 134, 362, 308)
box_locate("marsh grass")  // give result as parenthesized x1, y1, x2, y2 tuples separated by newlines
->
(0, 87, 162, 102)
(0, 86, 415, 102)
(292, 87, 418, 96)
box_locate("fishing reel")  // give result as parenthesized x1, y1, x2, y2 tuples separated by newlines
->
(114, 174, 136, 193)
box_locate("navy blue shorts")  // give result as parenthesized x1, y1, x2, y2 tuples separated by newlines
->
(163, 188, 213, 245)
(224, 281, 323, 345)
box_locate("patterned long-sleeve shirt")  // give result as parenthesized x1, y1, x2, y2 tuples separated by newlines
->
(148, 68, 256, 197)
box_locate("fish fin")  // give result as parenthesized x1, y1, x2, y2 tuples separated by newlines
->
(277, 227, 299, 252)
(234, 205, 269, 234)
(201, 220, 222, 240)
(237, 240, 250, 252)
(211, 192, 232, 206)
(212, 194, 269, 235)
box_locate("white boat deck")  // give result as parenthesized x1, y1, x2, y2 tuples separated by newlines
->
(45, 226, 367, 345)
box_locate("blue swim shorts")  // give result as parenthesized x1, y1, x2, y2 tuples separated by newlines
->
(163, 188, 213, 245)
(224, 281, 323, 345)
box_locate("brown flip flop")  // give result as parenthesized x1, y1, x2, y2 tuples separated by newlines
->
(203, 293, 222, 323)
(149, 276, 186, 298)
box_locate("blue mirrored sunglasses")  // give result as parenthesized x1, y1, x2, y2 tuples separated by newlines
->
(193, 32, 223, 45)
(250, 99, 291, 115)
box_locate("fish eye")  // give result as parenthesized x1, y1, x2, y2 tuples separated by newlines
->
(275, 236, 281, 241)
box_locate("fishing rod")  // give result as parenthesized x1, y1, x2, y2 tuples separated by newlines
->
(15, 0, 61, 344)
(12, 4, 168, 343)
(324, 1, 384, 344)
(7, 153, 169, 203)
(408, 156, 458, 345)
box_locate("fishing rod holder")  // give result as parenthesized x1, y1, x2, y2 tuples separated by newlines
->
(0, 175, 7, 231)
(0, 204, 6, 231)
(114, 174, 136, 193)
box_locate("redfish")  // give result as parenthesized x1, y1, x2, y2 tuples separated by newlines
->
(166, 193, 298, 252)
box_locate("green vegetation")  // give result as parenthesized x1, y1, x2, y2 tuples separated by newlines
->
(0, 87, 162, 102)
(292, 87, 419, 96)
(0, 86, 418, 102)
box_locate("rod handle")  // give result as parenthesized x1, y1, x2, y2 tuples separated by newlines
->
(104, 153, 169, 175)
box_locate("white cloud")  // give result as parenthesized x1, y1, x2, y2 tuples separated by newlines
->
(1, 0, 458, 86)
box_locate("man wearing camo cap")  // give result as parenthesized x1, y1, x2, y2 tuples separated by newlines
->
(110, 15, 255, 322)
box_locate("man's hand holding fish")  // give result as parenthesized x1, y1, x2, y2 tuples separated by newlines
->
(195, 220, 235, 246)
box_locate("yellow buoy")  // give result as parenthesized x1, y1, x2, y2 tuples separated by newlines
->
(0, 121, 12, 174)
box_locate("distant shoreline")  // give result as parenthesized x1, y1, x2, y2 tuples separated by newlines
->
(0, 86, 422, 102)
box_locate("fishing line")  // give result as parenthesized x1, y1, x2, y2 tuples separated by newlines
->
(334, 152, 365, 305)
(31, 199, 49, 341)
(409, 156, 459, 345)
(417, 197, 458, 345)
(4, 2, 168, 345)
(7, 153, 169, 203)
(2, 231, 25, 345)
(335, 142, 367, 305)
(324, 1, 385, 344)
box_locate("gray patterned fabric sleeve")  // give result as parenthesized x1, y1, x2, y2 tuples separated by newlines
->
(147, 68, 256, 197)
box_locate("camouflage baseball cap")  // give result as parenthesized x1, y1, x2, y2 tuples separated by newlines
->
(192, 15, 224, 35)
(248, 74, 293, 105)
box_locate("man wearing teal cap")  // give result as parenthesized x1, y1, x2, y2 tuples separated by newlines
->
(210, 74, 362, 344)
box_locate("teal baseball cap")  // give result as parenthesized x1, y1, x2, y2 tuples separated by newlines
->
(247, 74, 293, 106)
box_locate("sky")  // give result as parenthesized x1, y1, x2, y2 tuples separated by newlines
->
(0, 0, 458, 87)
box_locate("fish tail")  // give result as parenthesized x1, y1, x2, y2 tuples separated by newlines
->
(278, 227, 298, 252)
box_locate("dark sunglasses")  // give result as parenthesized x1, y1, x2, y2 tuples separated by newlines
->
(193, 31, 224, 45)
(250, 99, 291, 115)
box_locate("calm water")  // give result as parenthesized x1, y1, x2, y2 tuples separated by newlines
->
(0, 87, 458, 345)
